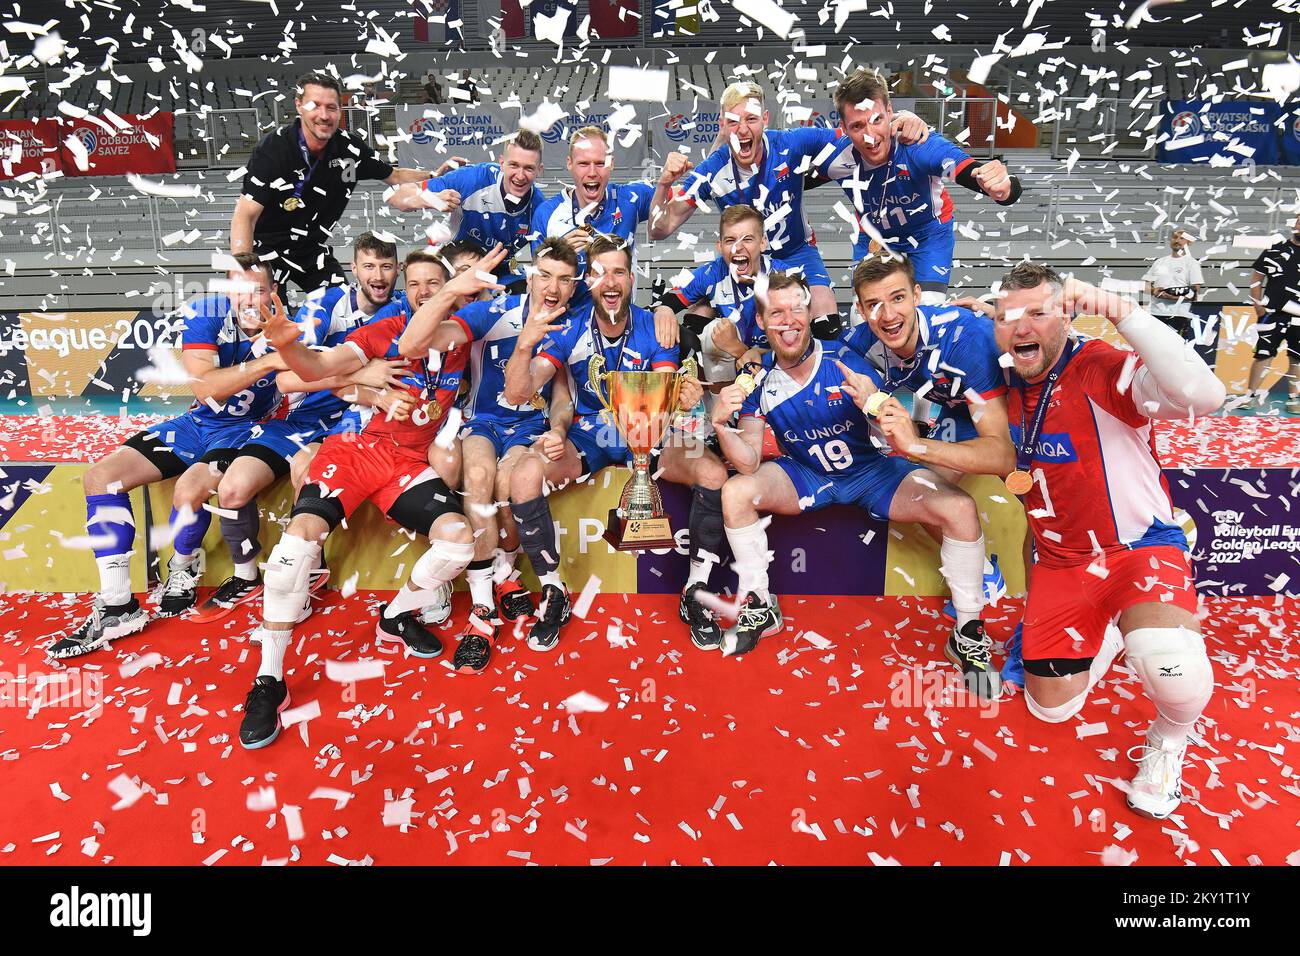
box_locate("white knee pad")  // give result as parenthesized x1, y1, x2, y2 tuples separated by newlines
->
(1025, 689, 1089, 723)
(263, 533, 320, 621)
(1124, 627, 1214, 716)
(410, 537, 475, 591)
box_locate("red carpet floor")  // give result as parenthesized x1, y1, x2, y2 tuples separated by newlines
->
(0, 592, 1295, 867)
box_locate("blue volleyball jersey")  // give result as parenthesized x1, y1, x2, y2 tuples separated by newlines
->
(531, 180, 655, 256)
(822, 132, 973, 243)
(537, 302, 679, 424)
(740, 340, 887, 477)
(285, 285, 398, 426)
(840, 303, 1006, 411)
(450, 293, 555, 426)
(669, 252, 795, 349)
(681, 127, 843, 255)
(180, 294, 281, 424)
(422, 162, 543, 261)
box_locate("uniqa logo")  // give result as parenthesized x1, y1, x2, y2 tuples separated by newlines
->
(663, 113, 689, 142)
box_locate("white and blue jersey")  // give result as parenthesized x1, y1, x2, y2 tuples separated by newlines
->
(670, 252, 794, 350)
(841, 303, 1006, 442)
(537, 302, 679, 474)
(740, 340, 919, 519)
(823, 133, 974, 281)
(682, 127, 842, 265)
(422, 162, 543, 272)
(531, 181, 655, 281)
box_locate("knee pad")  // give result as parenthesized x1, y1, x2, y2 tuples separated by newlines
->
(410, 537, 475, 591)
(263, 533, 320, 621)
(1025, 688, 1089, 723)
(1124, 626, 1214, 711)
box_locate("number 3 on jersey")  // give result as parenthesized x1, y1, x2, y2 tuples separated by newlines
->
(808, 438, 854, 472)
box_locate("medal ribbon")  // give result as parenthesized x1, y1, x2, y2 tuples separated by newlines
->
(1011, 339, 1076, 474)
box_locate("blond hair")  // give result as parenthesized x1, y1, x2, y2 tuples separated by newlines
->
(568, 125, 609, 154)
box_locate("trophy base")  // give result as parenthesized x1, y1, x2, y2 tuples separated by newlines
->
(603, 508, 677, 552)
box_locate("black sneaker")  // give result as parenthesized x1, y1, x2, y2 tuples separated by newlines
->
(722, 593, 783, 657)
(48, 597, 149, 660)
(158, 557, 201, 616)
(239, 675, 289, 750)
(453, 605, 499, 674)
(944, 620, 1001, 701)
(375, 605, 444, 659)
(527, 584, 571, 652)
(494, 579, 533, 621)
(679, 583, 722, 651)
(194, 574, 263, 623)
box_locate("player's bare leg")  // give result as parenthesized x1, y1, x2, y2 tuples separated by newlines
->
(659, 435, 730, 650)
(886, 468, 998, 698)
(719, 461, 804, 656)
(509, 442, 584, 652)
(917, 470, 1008, 625)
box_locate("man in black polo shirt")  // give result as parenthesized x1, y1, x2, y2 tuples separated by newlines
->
(1248, 211, 1300, 413)
(230, 72, 434, 296)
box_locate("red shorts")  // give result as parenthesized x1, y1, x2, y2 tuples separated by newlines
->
(1023, 546, 1197, 663)
(306, 433, 442, 520)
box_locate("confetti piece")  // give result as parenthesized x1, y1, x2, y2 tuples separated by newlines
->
(324, 659, 386, 683)
(605, 66, 670, 103)
(119, 653, 162, 678)
(107, 774, 144, 810)
(561, 691, 609, 714)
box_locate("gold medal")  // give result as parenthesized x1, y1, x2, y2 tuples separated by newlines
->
(864, 391, 889, 418)
(424, 398, 443, 421)
(1005, 470, 1033, 496)
(529, 392, 546, 410)
(281, 196, 303, 211)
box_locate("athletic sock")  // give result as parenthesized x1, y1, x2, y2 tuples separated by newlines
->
(220, 502, 261, 574)
(87, 493, 136, 605)
(466, 559, 495, 608)
(940, 535, 987, 630)
(385, 537, 475, 618)
(234, 560, 259, 582)
(725, 520, 771, 604)
(492, 546, 520, 582)
(538, 571, 564, 591)
(687, 485, 724, 589)
(513, 495, 560, 576)
(257, 627, 292, 680)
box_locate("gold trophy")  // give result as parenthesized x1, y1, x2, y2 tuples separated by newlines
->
(589, 355, 697, 551)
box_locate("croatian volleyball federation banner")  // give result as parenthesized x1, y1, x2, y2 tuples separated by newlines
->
(1158, 100, 1282, 166)
(58, 112, 176, 177)
(0, 118, 62, 180)
(395, 103, 649, 175)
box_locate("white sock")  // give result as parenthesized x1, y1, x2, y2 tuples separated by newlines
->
(493, 546, 520, 578)
(940, 535, 986, 629)
(686, 557, 712, 588)
(538, 570, 564, 591)
(387, 537, 475, 617)
(234, 559, 259, 582)
(467, 563, 495, 608)
(725, 520, 771, 603)
(169, 550, 196, 570)
(96, 554, 133, 606)
(258, 627, 292, 680)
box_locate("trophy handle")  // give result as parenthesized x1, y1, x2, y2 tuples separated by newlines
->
(588, 353, 614, 425)
(669, 356, 699, 415)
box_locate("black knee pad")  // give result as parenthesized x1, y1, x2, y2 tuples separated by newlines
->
(1023, 656, 1093, 679)
(291, 482, 346, 531)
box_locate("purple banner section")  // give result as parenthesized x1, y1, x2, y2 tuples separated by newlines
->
(1166, 468, 1300, 596)
(635, 481, 891, 595)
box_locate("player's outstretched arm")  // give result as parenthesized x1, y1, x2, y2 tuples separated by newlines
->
(1063, 277, 1226, 419)
(183, 348, 284, 407)
(711, 384, 764, 475)
(257, 293, 362, 384)
(399, 245, 508, 357)
(278, 356, 409, 394)
(534, 374, 575, 462)
(229, 196, 263, 256)
(648, 151, 698, 241)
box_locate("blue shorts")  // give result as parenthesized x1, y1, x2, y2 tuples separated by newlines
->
(124, 412, 260, 478)
(461, 417, 548, 457)
(568, 414, 631, 477)
(928, 405, 978, 443)
(854, 221, 955, 289)
(240, 416, 326, 462)
(775, 454, 921, 520)
(772, 243, 832, 288)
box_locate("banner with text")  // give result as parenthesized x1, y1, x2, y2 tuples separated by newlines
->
(60, 112, 176, 177)
(1158, 99, 1282, 166)
(0, 118, 63, 180)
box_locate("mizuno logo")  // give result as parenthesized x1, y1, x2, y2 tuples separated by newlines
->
(1159, 666, 1182, 677)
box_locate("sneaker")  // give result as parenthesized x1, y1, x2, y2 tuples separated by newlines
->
(158, 556, 201, 616)
(679, 582, 722, 651)
(193, 574, 263, 623)
(1000, 622, 1024, 689)
(721, 592, 783, 657)
(945, 620, 1000, 700)
(527, 584, 571, 652)
(943, 553, 1005, 621)
(1126, 734, 1188, 820)
(453, 605, 499, 674)
(417, 582, 453, 628)
(47, 597, 149, 660)
(239, 675, 290, 750)
(494, 579, 533, 621)
(375, 605, 444, 659)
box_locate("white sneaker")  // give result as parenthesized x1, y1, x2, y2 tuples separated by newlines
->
(1126, 734, 1187, 819)
(417, 582, 453, 628)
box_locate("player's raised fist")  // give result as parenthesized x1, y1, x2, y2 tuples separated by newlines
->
(890, 111, 931, 145)
(711, 383, 746, 426)
(677, 374, 704, 413)
(658, 151, 693, 187)
(974, 160, 1012, 201)
(711, 317, 743, 357)
(425, 187, 462, 211)
(257, 292, 299, 349)
(1061, 275, 1136, 323)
